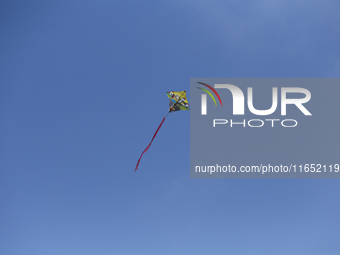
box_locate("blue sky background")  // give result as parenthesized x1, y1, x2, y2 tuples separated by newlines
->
(1, 1, 340, 254)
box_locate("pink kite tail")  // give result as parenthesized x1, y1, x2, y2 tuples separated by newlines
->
(135, 117, 166, 171)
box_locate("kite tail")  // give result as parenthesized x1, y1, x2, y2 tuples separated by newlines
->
(135, 117, 166, 171)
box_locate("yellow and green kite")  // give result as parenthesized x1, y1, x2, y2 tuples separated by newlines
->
(135, 91, 189, 171)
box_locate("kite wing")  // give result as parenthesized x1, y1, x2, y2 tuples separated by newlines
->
(166, 91, 189, 113)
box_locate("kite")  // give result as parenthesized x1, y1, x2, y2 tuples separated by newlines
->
(135, 91, 189, 171)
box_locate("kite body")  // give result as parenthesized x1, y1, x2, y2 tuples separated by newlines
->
(167, 91, 189, 112)
(135, 91, 189, 171)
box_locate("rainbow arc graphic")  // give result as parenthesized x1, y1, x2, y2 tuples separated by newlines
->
(196, 82, 222, 115)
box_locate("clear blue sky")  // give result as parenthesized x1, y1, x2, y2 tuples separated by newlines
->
(1, 1, 340, 254)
